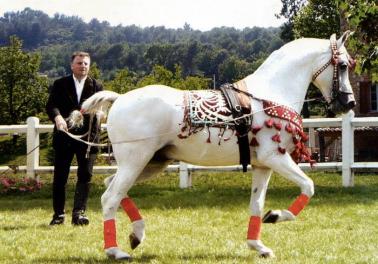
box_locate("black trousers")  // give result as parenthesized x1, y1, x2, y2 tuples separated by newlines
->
(52, 131, 97, 216)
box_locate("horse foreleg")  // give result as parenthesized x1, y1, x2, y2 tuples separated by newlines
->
(262, 153, 314, 224)
(247, 167, 274, 258)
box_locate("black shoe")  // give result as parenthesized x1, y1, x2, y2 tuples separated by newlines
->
(72, 211, 89, 225)
(49, 214, 65, 225)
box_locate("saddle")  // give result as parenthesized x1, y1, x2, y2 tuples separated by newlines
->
(218, 81, 251, 172)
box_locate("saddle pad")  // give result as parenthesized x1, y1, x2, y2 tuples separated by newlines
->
(188, 90, 235, 127)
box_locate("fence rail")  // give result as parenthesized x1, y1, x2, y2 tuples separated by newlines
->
(1, 111, 377, 187)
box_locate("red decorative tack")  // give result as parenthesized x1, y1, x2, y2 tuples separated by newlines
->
(278, 146, 286, 154)
(301, 133, 309, 142)
(252, 126, 262, 135)
(295, 142, 302, 149)
(250, 137, 259, 146)
(285, 124, 293, 133)
(271, 134, 281, 143)
(273, 121, 282, 131)
(265, 118, 274, 128)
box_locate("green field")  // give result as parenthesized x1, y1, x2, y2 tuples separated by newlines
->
(0, 171, 377, 264)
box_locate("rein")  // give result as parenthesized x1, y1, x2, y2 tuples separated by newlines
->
(63, 96, 319, 146)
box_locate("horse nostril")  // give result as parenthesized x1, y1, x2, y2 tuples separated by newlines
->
(348, 101, 356, 109)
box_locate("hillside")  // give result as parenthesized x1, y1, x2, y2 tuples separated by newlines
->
(0, 8, 284, 83)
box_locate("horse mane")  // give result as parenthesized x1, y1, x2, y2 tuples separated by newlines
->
(256, 38, 330, 74)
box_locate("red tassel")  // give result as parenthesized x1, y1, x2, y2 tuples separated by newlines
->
(301, 133, 309, 142)
(252, 126, 262, 135)
(271, 134, 281, 143)
(265, 118, 274, 128)
(293, 137, 299, 144)
(285, 124, 293, 133)
(278, 146, 286, 154)
(250, 137, 259, 146)
(296, 142, 302, 149)
(273, 121, 282, 131)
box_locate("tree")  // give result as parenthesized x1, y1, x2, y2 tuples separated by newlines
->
(293, 0, 340, 39)
(105, 69, 137, 94)
(137, 65, 210, 90)
(89, 62, 102, 80)
(0, 36, 48, 124)
(338, 0, 378, 80)
(276, 0, 307, 41)
(218, 56, 252, 83)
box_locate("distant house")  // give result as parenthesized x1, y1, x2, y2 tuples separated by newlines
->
(356, 76, 378, 117)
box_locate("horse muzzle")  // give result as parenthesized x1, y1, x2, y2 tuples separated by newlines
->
(338, 92, 356, 110)
(328, 92, 355, 115)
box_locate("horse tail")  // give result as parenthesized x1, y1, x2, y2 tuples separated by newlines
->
(81, 90, 120, 114)
(68, 91, 120, 129)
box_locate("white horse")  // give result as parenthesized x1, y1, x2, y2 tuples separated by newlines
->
(70, 32, 355, 259)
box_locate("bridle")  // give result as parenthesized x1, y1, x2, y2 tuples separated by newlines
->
(311, 39, 355, 105)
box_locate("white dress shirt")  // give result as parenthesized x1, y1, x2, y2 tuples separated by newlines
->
(73, 75, 87, 103)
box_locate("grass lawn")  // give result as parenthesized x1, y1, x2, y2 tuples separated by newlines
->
(0, 171, 377, 264)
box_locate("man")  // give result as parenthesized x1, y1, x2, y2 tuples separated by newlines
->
(46, 51, 103, 226)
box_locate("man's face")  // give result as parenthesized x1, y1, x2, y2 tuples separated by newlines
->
(71, 55, 90, 79)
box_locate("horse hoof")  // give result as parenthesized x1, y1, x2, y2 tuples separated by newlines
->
(105, 247, 132, 261)
(259, 251, 275, 258)
(262, 210, 279, 223)
(129, 233, 141, 250)
(263, 209, 295, 223)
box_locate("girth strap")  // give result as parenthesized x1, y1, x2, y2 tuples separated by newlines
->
(219, 83, 251, 172)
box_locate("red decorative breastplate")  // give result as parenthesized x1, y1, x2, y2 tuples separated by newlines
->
(263, 100, 302, 129)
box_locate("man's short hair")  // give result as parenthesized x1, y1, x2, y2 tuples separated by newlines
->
(71, 51, 90, 62)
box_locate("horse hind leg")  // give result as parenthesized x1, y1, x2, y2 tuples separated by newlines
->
(102, 174, 144, 251)
(123, 159, 172, 250)
(102, 144, 155, 260)
(261, 153, 314, 224)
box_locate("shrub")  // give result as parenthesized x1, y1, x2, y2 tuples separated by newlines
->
(0, 176, 42, 194)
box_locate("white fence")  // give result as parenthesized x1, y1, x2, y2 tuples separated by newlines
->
(0, 111, 378, 187)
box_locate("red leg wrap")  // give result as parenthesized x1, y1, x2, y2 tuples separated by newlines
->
(247, 216, 261, 240)
(288, 193, 310, 216)
(104, 219, 117, 249)
(121, 198, 142, 222)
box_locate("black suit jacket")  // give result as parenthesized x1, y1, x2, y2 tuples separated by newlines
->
(46, 75, 103, 150)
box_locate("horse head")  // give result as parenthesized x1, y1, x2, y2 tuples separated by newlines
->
(312, 31, 356, 116)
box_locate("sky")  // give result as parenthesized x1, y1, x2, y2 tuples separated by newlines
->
(1, 0, 284, 31)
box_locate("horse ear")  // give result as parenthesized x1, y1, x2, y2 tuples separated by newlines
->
(337, 30, 353, 47)
(330, 33, 337, 43)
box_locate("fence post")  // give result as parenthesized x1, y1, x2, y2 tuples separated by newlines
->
(342, 110, 354, 187)
(26, 117, 39, 178)
(179, 162, 191, 188)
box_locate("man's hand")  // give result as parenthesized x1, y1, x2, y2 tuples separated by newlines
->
(55, 115, 68, 131)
